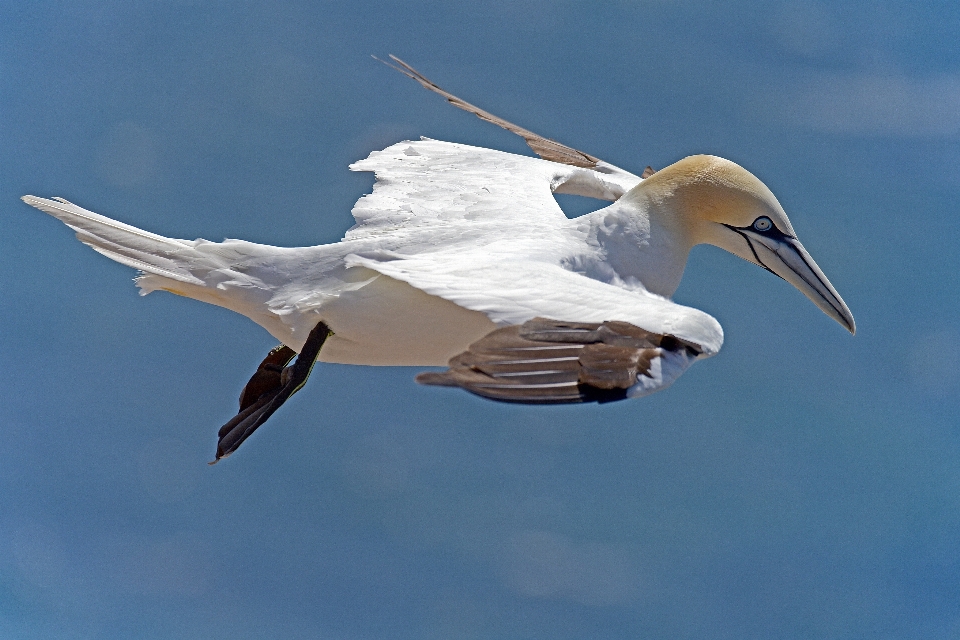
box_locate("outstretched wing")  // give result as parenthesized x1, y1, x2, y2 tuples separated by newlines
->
(346, 138, 638, 242)
(417, 317, 701, 403)
(380, 56, 655, 181)
(381, 55, 598, 168)
(348, 59, 652, 242)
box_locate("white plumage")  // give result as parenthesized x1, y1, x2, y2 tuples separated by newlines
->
(23, 138, 723, 368)
(21, 58, 854, 459)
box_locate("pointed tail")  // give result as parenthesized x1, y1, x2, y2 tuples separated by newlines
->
(22, 195, 321, 350)
(22, 195, 213, 286)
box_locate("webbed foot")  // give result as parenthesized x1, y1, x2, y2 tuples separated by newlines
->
(210, 321, 331, 464)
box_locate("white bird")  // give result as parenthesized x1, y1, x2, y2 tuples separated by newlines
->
(22, 57, 854, 462)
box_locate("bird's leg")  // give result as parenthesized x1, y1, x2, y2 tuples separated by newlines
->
(210, 320, 332, 464)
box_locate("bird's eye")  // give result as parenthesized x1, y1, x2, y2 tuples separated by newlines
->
(752, 217, 773, 232)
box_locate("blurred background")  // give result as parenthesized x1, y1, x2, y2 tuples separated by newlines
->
(2, 1, 959, 638)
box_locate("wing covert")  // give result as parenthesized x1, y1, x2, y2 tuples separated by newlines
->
(346, 139, 640, 242)
(347, 139, 565, 240)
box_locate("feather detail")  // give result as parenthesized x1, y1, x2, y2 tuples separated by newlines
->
(417, 317, 701, 403)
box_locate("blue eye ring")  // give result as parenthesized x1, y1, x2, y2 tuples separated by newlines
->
(752, 216, 772, 232)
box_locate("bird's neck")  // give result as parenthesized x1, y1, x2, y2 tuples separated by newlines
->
(570, 194, 694, 298)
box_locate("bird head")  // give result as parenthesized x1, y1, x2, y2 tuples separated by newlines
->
(638, 155, 855, 334)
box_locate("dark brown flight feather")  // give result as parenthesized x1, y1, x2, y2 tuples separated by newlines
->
(417, 317, 701, 404)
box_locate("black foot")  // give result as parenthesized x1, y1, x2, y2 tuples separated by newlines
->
(210, 321, 331, 464)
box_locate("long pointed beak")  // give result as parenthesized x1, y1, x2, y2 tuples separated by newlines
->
(738, 230, 856, 334)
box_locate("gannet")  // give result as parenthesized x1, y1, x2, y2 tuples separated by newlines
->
(21, 56, 855, 462)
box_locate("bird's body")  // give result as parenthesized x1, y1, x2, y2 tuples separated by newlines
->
(26, 140, 727, 364)
(22, 58, 854, 461)
(132, 227, 502, 367)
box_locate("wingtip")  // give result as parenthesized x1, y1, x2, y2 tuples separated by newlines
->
(415, 371, 459, 387)
(373, 54, 417, 80)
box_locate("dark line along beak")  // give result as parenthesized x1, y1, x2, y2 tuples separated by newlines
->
(725, 225, 856, 334)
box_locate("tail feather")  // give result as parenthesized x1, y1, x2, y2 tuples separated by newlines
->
(23, 195, 210, 286)
(21, 195, 327, 351)
(78, 229, 207, 285)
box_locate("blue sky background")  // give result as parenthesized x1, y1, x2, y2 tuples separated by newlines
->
(2, 1, 959, 638)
